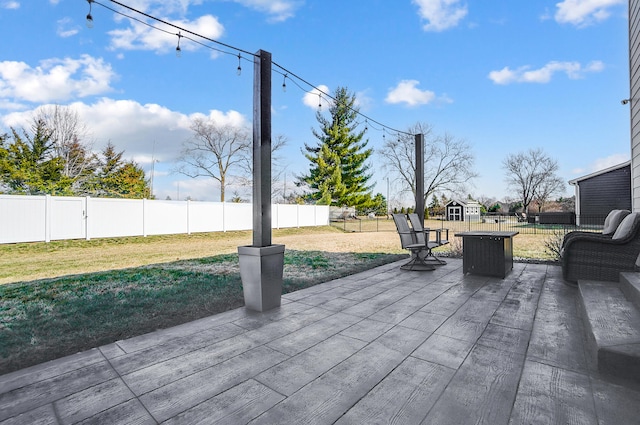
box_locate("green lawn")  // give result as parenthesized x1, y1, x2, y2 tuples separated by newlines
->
(0, 250, 404, 375)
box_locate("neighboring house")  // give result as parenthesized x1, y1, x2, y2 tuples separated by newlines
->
(568, 161, 632, 225)
(445, 199, 481, 222)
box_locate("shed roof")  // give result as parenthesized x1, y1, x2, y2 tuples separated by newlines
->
(445, 199, 481, 207)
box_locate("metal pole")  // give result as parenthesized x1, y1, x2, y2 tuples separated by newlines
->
(252, 49, 272, 247)
(386, 177, 390, 217)
(415, 134, 425, 223)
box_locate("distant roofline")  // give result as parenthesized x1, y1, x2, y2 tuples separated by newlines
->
(568, 160, 631, 185)
(445, 199, 481, 207)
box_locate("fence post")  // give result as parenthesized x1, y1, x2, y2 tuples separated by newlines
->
(85, 196, 91, 241)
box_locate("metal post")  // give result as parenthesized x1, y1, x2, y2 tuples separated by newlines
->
(238, 49, 284, 312)
(386, 177, 390, 217)
(415, 134, 425, 223)
(252, 49, 272, 247)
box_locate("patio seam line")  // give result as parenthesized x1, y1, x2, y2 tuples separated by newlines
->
(263, 313, 368, 358)
(51, 398, 63, 425)
(99, 344, 160, 424)
(504, 264, 547, 423)
(113, 322, 249, 376)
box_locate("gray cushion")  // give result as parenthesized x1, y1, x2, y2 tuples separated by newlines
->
(603, 209, 631, 235)
(612, 212, 639, 240)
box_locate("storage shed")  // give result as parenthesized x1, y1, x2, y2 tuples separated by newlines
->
(568, 161, 632, 226)
(445, 199, 481, 222)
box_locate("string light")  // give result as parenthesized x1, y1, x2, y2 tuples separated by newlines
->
(175, 32, 182, 58)
(86, 0, 94, 28)
(87, 0, 414, 137)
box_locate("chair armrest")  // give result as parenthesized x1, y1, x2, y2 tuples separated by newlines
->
(440, 228, 449, 244)
(426, 228, 449, 245)
(563, 232, 628, 250)
(562, 231, 607, 248)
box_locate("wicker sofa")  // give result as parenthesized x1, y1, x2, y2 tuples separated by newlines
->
(562, 212, 640, 283)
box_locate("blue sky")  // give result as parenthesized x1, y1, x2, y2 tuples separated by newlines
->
(0, 0, 631, 205)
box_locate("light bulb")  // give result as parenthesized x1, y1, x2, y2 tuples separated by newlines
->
(175, 32, 182, 58)
(86, 0, 94, 29)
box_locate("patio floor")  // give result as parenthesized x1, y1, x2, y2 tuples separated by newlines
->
(2, 258, 640, 424)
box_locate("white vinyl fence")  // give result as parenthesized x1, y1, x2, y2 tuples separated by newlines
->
(0, 195, 330, 244)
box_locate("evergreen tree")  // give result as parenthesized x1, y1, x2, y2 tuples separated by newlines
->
(0, 121, 73, 195)
(84, 143, 150, 198)
(299, 87, 373, 209)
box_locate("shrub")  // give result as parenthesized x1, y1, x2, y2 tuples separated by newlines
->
(544, 229, 565, 261)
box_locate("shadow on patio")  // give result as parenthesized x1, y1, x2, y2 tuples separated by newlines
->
(1, 258, 640, 424)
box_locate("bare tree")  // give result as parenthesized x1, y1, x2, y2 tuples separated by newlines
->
(502, 148, 564, 216)
(34, 105, 97, 190)
(533, 174, 565, 213)
(176, 117, 251, 202)
(237, 133, 289, 201)
(379, 122, 478, 207)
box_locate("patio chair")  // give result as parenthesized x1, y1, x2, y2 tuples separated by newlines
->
(392, 214, 435, 271)
(407, 213, 448, 265)
(562, 212, 640, 283)
(562, 209, 630, 249)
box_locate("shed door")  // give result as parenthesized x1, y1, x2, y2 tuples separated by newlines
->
(448, 206, 462, 221)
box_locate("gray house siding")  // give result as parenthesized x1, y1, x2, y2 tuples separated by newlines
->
(577, 165, 632, 223)
(631, 0, 640, 211)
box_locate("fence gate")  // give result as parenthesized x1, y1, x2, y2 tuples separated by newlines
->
(50, 196, 86, 241)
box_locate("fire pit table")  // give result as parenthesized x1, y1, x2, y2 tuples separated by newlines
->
(454, 231, 519, 278)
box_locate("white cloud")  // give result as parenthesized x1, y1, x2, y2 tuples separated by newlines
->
(555, 0, 624, 26)
(1, 99, 248, 163)
(108, 15, 224, 53)
(488, 60, 605, 84)
(1, 1, 19, 9)
(354, 89, 374, 111)
(385, 80, 436, 107)
(109, 0, 298, 22)
(571, 153, 630, 175)
(113, 0, 200, 17)
(0, 55, 116, 105)
(232, 0, 302, 22)
(413, 0, 467, 32)
(302, 85, 330, 110)
(590, 153, 630, 172)
(57, 17, 80, 38)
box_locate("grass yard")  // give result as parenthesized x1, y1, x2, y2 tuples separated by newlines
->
(0, 224, 559, 375)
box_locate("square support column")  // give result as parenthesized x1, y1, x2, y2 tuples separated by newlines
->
(238, 49, 285, 312)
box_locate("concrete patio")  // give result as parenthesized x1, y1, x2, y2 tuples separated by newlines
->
(1, 258, 640, 424)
